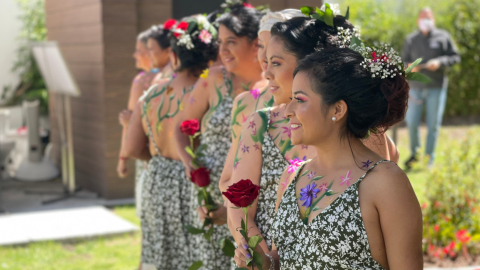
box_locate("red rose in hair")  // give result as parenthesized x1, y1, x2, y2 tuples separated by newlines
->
(173, 21, 189, 37)
(180, 119, 199, 136)
(243, 2, 254, 8)
(163, 19, 177, 31)
(190, 167, 211, 187)
(222, 179, 260, 208)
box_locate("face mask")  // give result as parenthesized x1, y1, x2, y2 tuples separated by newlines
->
(418, 19, 434, 32)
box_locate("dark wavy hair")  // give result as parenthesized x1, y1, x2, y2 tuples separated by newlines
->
(169, 17, 218, 76)
(137, 29, 152, 46)
(294, 48, 409, 139)
(216, 4, 263, 42)
(149, 24, 171, 49)
(271, 16, 354, 61)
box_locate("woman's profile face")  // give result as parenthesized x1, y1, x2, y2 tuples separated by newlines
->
(147, 38, 170, 69)
(257, 31, 270, 71)
(217, 24, 258, 74)
(285, 71, 335, 146)
(133, 40, 151, 71)
(264, 36, 298, 104)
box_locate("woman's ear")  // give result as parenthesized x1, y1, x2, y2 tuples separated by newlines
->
(332, 100, 348, 122)
(169, 51, 179, 70)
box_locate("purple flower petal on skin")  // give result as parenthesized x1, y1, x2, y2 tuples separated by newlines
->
(250, 88, 260, 100)
(299, 183, 320, 208)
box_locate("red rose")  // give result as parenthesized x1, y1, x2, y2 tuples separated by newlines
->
(173, 21, 189, 38)
(243, 2, 254, 8)
(191, 167, 211, 187)
(163, 19, 177, 31)
(180, 119, 199, 136)
(222, 179, 260, 208)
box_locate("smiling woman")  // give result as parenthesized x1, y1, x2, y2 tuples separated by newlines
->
(173, 3, 266, 270)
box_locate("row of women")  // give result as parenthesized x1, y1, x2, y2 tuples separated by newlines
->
(118, 1, 424, 269)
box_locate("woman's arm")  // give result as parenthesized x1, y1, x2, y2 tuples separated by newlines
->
(373, 165, 423, 269)
(124, 100, 151, 161)
(227, 112, 270, 253)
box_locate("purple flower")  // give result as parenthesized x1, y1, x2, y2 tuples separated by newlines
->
(248, 120, 256, 129)
(299, 183, 320, 208)
(273, 112, 280, 118)
(282, 127, 291, 138)
(307, 171, 316, 179)
(242, 145, 250, 153)
(250, 88, 260, 100)
(253, 144, 260, 151)
(362, 160, 373, 169)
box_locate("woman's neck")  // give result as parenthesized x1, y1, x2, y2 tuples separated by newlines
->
(174, 70, 198, 85)
(233, 65, 264, 87)
(312, 135, 366, 171)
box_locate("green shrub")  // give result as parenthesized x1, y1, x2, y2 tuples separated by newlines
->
(421, 132, 480, 259)
(341, 0, 480, 116)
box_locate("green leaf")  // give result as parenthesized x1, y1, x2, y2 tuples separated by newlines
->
(185, 146, 196, 158)
(197, 190, 204, 205)
(345, 6, 350, 20)
(311, 13, 321, 20)
(235, 268, 250, 270)
(241, 219, 246, 231)
(301, 170, 310, 177)
(350, 36, 363, 48)
(253, 251, 264, 270)
(204, 204, 219, 212)
(405, 58, 423, 74)
(406, 72, 431, 83)
(185, 225, 205, 234)
(204, 226, 214, 241)
(203, 218, 212, 228)
(300, 6, 314, 16)
(312, 175, 324, 181)
(248, 235, 264, 249)
(324, 5, 334, 27)
(187, 20, 197, 33)
(239, 229, 247, 240)
(312, 207, 322, 212)
(188, 260, 203, 270)
(219, 238, 235, 257)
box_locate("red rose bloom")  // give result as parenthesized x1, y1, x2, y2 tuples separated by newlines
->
(180, 119, 199, 136)
(222, 179, 260, 208)
(173, 21, 189, 38)
(163, 19, 177, 31)
(243, 2, 254, 8)
(191, 167, 211, 187)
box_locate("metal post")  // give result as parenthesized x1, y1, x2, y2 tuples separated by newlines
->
(64, 95, 76, 194)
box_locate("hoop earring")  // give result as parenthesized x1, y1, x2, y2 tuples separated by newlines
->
(332, 116, 337, 121)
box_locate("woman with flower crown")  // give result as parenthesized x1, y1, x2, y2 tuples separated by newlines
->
(234, 29, 423, 270)
(124, 15, 218, 270)
(222, 4, 400, 266)
(173, 2, 268, 269)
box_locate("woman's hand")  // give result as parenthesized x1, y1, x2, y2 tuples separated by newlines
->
(117, 159, 128, 178)
(119, 110, 133, 126)
(234, 238, 269, 270)
(196, 202, 227, 225)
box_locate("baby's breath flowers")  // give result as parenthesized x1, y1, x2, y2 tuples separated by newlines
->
(351, 43, 404, 80)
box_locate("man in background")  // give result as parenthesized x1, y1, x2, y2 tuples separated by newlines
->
(402, 7, 460, 169)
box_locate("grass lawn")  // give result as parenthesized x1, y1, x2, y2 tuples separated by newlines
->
(0, 125, 476, 269)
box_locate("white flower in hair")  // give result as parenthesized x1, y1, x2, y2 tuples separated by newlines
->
(196, 15, 211, 31)
(199, 29, 213, 44)
(178, 34, 194, 50)
(320, 3, 341, 15)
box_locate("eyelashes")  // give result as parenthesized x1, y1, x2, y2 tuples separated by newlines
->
(295, 97, 307, 103)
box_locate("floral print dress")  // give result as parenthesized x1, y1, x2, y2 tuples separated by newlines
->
(254, 108, 290, 250)
(189, 68, 234, 270)
(271, 160, 391, 270)
(140, 95, 191, 270)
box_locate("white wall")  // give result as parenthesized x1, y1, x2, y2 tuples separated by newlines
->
(0, 0, 23, 105)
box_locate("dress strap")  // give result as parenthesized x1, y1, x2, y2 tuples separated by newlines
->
(259, 107, 272, 130)
(356, 160, 395, 184)
(221, 67, 233, 97)
(142, 91, 162, 156)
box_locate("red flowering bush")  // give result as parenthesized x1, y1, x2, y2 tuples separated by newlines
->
(422, 135, 480, 261)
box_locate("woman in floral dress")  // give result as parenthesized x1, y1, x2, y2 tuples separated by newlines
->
(174, 3, 267, 269)
(125, 15, 218, 270)
(226, 5, 400, 263)
(235, 46, 423, 269)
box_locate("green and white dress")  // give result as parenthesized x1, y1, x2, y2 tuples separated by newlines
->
(271, 160, 391, 270)
(189, 68, 234, 270)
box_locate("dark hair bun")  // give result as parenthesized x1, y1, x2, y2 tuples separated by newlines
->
(169, 16, 218, 76)
(271, 16, 354, 61)
(216, 4, 263, 41)
(294, 47, 409, 138)
(149, 24, 171, 49)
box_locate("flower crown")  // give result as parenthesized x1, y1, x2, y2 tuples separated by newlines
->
(300, 3, 349, 28)
(349, 36, 430, 83)
(170, 15, 218, 50)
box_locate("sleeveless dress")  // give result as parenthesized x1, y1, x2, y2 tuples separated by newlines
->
(189, 68, 234, 270)
(254, 108, 290, 249)
(140, 94, 191, 270)
(271, 160, 392, 270)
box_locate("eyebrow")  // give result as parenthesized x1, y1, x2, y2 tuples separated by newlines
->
(269, 55, 284, 60)
(293, 90, 308, 96)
